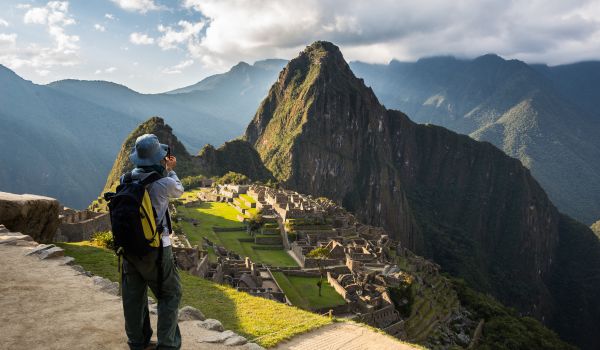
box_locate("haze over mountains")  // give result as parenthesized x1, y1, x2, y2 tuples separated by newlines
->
(350, 57, 600, 225)
(2, 50, 599, 227)
(0, 59, 285, 209)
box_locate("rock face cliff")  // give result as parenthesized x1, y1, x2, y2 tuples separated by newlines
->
(245, 41, 600, 349)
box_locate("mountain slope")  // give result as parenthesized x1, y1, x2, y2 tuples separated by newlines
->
(0, 65, 139, 209)
(101, 117, 272, 195)
(245, 41, 600, 349)
(350, 57, 600, 225)
(46, 79, 240, 152)
(1, 59, 282, 209)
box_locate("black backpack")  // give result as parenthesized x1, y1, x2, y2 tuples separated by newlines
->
(104, 171, 163, 257)
(104, 171, 173, 297)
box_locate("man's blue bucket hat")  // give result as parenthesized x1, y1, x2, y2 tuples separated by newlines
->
(129, 134, 168, 166)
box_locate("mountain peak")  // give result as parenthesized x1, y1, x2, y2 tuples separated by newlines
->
(295, 41, 347, 69)
(102, 116, 193, 193)
(230, 61, 251, 72)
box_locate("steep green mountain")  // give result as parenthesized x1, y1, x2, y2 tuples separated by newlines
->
(0, 65, 139, 209)
(245, 41, 600, 349)
(101, 116, 271, 195)
(350, 57, 600, 225)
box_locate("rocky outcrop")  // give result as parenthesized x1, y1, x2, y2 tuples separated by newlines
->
(196, 140, 273, 181)
(98, 117, 272, 209)
(244, 41, 600, 349)
(0, 192, 60, 243)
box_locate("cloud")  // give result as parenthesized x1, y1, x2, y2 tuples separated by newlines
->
(157, 20, 204, 50)
(0, 19, 9, 27)
(0, 1, 79, 72)
(94, 24, 106, 32)
(129, 32, 154, 45)
(0, 33, 17, 47)
(179, 0, 600, 68)
(111, 0, 163, 14)
(105, 13, 115, 20)
(162, 59, 194, 74)
(95, 66, 117, 74)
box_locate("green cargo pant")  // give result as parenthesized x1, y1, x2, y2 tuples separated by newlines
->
(122, 246, 182, 350)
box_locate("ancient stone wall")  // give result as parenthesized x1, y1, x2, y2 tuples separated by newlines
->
(56, 212, 110, 242)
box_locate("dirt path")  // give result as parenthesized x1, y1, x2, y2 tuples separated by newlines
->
(0, 238, 422, 350)
(273, 322, 421, 350)
(0, 243, 246, 350)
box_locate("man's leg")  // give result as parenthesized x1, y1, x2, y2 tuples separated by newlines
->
(147, 246, 182, 350)
(122, 258, 154, 350)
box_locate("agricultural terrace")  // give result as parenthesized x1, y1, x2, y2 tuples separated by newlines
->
(175, 195, 297, 267)
(272, 272, 346, 311)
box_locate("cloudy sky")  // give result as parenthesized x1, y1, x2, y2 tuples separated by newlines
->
(1, 0, 599, 93)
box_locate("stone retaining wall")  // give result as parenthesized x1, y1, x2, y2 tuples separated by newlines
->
(56, 212, 111, 242)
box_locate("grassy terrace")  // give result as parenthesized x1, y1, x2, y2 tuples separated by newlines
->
(176, 200, 297, 267)
(56, 242, 331, 348)
(272, 272, 346, 311)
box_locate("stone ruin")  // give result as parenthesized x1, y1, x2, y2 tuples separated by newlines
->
(196, 237, 286, 303)
(54, 207, 111, 242)
(180, 184, 468, 345)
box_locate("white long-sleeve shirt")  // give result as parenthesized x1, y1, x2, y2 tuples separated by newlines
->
(129, 169, 185, 247)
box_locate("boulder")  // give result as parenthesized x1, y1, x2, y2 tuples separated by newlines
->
(196, 319, 224, 332)
(59, 256, 75, 265)
(197, 330, 235, 344)
(178, 305, 205, 321)
(244, 343, 266, 350)
(224, 335, 247, 346)
(0, 192, 60, 243)
(26, 244, 55, 256)
(37, 246, 64, 259)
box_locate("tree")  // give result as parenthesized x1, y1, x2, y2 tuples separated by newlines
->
(247, 210, 264, 231)
(307, 246, 331, 296)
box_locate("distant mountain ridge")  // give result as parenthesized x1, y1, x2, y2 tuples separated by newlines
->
(350, 56, 600, 225)
(245, 41, 600, 349)
(0, 64, 139, 209)
(0, 60, 283, 209)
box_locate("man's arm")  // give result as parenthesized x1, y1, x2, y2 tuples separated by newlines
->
(165, 170, 184, 198)
(162, 155, 184, 198)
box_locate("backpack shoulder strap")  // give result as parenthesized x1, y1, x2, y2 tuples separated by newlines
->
(140, 171, 162, 187)
(122, 171, 133, 184)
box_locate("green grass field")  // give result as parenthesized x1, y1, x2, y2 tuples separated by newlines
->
(272, 272, 346, 311)
(176, 200, 297, 267)
(57, 242, 331, 347)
